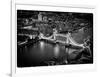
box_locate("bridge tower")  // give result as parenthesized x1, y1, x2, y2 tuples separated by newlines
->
(53, 28, 58, 40)
(65, 32, 71, 44)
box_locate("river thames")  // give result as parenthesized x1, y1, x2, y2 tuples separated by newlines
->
(17, 40, 82, 67)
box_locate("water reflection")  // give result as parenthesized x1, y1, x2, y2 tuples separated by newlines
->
(54, 44, 60, 57)
(40, 41, 45, 51)
(18, 41, 71, 67)
(65, 48, 69, 54)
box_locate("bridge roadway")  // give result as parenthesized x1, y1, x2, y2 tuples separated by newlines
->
(39, 33, 84, 48)
(18, 33, 84, 48)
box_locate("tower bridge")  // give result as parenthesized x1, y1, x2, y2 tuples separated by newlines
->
(39, 32, 84, 48)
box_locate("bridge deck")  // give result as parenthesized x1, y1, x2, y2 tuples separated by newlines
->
(40, 33, 84, 48)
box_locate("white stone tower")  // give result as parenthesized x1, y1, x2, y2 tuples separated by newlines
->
(38, 12, 42, 21)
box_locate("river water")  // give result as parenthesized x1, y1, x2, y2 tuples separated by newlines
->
(17, 40, 81, 67)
